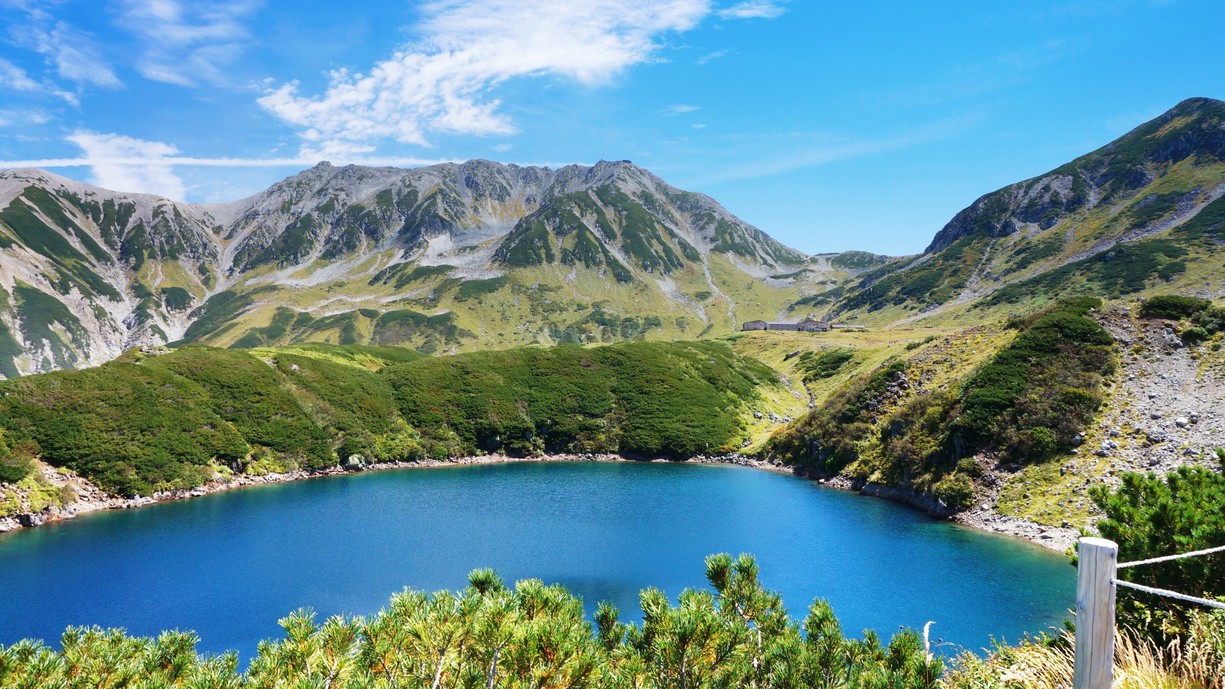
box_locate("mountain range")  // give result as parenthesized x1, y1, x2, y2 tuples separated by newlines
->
(0, 97, 1223, 376)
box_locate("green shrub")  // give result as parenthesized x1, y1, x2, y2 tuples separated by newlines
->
(951, 298, 1114, 460)
(764, 359, 908, 475)
(1090, 461, 1225, 640)
(0, 434, 33, 483)
(797, 347, 855, 382)
(933, 473, 975, 511)
(1192, 305, 1225, 335)
(0, 361, 249, 495)
(0, 555, 943, 688)
(1179, 326, 1209, 345)
(1140, 295, 1212, 320)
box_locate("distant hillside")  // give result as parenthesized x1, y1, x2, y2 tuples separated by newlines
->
(0, 162, 866, 376)
(825, 97, 1225, 320)
(0, 340, 782, 496)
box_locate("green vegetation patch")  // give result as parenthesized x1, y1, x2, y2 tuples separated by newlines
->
(980, 237, 1191, 307)
(836, 236, 988, 312)
(230, 307, 298, 348)
(368, 263, 454, 289)
(765, 298, 1115, 513)
(1091, 458, 1225, 640)
(236, 214, 318, 270)
(951, 297, 1115, 460)
(274, 353, 401, 438)
(796, 347, 854, 382)
(596, 185, 685, 273)
(1140, 294, 1212, 319)
(830, 251, 888, 270)
(0, 339, 776, 494)
(0, 191, 120, 300)
(144, 348, 332, 470)
(13, 283, 90, 369)
(495, 218, 556, 267)
(384, 340, 775, 457)
(454, 277, 509, 301)
(178, 287, 276, 343)
(0, 361, 249, 495)
(160, 286, 193, 312)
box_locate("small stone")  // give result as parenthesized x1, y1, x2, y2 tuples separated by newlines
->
(1175, 417, 1190, 428)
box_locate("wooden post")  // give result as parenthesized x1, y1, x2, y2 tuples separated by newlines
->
(1073, 537, 1117, 689)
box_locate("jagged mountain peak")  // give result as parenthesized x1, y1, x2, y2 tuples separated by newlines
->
(0, 159, 826, 375)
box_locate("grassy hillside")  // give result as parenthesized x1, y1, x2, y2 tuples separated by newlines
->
(761, 299, 1118, 511)
(826, 98, 1225, 327)
(0, 341, 781, 496)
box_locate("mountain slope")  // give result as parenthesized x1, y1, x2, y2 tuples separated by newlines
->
(0, 170, 222, 375)
(826, 97, 1225, 321)
(0, 161, 852, 376)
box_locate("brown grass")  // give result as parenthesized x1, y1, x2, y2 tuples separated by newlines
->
(943, 617, 1225, 689)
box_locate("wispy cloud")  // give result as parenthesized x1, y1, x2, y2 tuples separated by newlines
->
(3, 1, 121, 90)
(662, 104, 700, 115)
(115, 0, 262, 87)
(696, 49, 727, 65)
(0, 107, 51, 128)
(0, 57, 40, 91)
(259, 0, 713, 157)
(692, 114, 979, 186)
(717, 1, 787, 19)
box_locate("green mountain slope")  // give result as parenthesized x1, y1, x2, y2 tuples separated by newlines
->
(826, 97, 1225, 322)
(0, 340, 784, 495)
(0, 161, 867, 376)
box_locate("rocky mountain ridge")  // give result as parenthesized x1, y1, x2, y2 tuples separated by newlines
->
(827, 97, 1225, 320)
(0, 160, 839, 375)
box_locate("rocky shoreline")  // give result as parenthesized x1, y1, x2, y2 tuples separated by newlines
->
(1, 452, 1075, 552)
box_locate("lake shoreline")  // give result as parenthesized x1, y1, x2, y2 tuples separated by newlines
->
(0, 453, 1076, 551)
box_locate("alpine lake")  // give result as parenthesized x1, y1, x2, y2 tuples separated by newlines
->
(0, 461, 1073, 661)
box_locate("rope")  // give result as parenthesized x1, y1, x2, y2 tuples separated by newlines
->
(1116, 544, 1225, 569)
(1113, 579, 1225, 611)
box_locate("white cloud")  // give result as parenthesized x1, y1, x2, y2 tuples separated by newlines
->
(662, 104, 700, 115)
(492, 142, 513, 153)
(116, 0, 261, 87)
(65, 132, 187, 199)
(4, 1, 122, 89)
(0, 57, 39, 91)
(0, 108, 51, 128)
(717, 1, 787, 19)
(259, 0, 712, 154)
(696, 49, 727, 65)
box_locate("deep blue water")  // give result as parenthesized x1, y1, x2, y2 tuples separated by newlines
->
(0, 461, 1074, 661)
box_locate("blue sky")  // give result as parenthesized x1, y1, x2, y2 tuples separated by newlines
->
(0, 0, 1222, 255)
